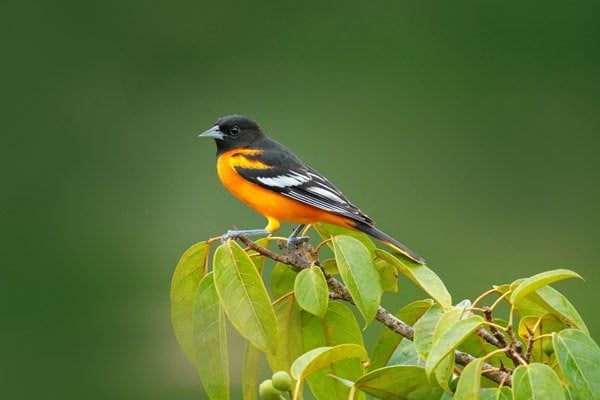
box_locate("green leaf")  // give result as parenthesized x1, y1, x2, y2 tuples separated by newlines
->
(315, 222, 376, 254)
(413, 303, 444, 358)
(294, 266, 329, 318)
(266, 293, 304, 373)
(458, 321, 511, 367)
(479, 387, 512, 400)
(389, 340, 421, 366)
(370, 300, 434, 370)
(430, 306, 470, 391)
(373, 253, 399, 292)
(553, 329, 600, 400)
(170, 241, 210, 362)
(453, 358, 484, 400)
(327, 374, 356, 388)
(497, 284, 588, 334)
(565, 386, 575, 400)
(431, 306, 471, 347)
(518, 314, 564, 363)
(291, 345, 368, 400)
(510, 269, 583, 304)
(375, 249, 452, 309)
(353, 365, 443, 400)
(302, 301, 363, 348)
(270, 262, 298, 299)
(533, 286, 588, 333)
(512, 363, 566, 400)
(425, 316, 485, 376)
(332, 235, 382, 325)
(302, 302, 364, 400)
(290, 344, 368, 387)
(213, 241, 279, 354)
(245, 237, 271, 273)
(433, 356, 454, 393)
(321, 258, 339, 274)
(242, 342, 260, 400)
(192, 273, 229, 400)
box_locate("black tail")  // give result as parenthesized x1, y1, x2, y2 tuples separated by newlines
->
(354, 221, 425, 265)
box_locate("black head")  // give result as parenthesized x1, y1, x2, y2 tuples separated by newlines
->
(199, 115, 263, 154)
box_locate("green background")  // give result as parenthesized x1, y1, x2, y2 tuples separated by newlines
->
(2, 1, 599, 399)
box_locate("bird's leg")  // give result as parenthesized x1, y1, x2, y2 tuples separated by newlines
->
(221, 229, 270, 243)
(286, 224, 309, 249)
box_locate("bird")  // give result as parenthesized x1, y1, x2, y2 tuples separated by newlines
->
(199, 115, 425, 264)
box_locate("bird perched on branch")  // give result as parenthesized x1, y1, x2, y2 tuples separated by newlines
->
(199, 115, 425, 264)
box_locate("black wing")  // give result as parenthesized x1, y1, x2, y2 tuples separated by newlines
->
(237, 138, 373, 225)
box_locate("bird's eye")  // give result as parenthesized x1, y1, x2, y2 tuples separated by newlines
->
(229, 126, 241, 136)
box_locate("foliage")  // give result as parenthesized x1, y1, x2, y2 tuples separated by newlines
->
(171, 223, 599, 400)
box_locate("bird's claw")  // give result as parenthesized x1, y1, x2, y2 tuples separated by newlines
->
(286, 235, 310, 249)
(221, 230, 236, 243)
(220, 229, 270, 243)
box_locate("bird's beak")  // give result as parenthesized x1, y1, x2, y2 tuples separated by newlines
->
(199, 125, 225, 140)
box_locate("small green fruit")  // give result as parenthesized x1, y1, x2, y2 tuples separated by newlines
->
(272, 370, 293, 391)
(259, 379, 282, 400)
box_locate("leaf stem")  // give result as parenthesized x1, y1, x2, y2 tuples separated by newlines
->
(471, 287, 499, 308)
(489, 290, 511, 311)
(314, 237, 332, 253)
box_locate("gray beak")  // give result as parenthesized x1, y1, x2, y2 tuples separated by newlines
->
(199, 125, 225, 140)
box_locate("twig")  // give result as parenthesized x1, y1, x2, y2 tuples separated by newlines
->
(524, 327, 535, 364)
(523, 317, 543, 364)
(483, 306, 508, 348)
(506, 325, 527, 366)
(236, 236, 513, 386)
(477, 327, 503, 348)
(479, 305, 524, 367)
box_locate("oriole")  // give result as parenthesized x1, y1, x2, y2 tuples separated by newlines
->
(199, 115, 425, 265)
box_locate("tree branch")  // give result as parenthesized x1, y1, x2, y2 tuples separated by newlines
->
(237, 236, 512, 386)
(481, 305, 524, 368)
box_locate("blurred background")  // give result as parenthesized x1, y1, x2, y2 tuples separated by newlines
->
(2, 1, 599, 399)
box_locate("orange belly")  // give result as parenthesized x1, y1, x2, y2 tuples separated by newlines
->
(216, 149, 353, 231)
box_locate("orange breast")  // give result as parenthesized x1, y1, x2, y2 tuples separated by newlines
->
(216, 149, 353, 229)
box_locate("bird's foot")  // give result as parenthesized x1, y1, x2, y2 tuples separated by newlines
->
(286, 235, 310, 250)
(284, 224, 309, 250)
(221, 229, 270, 243)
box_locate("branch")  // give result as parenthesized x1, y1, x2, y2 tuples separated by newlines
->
(481, 305, 525, 367)
(237, 236, 512, 386)
(483, 306, 509, 348)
